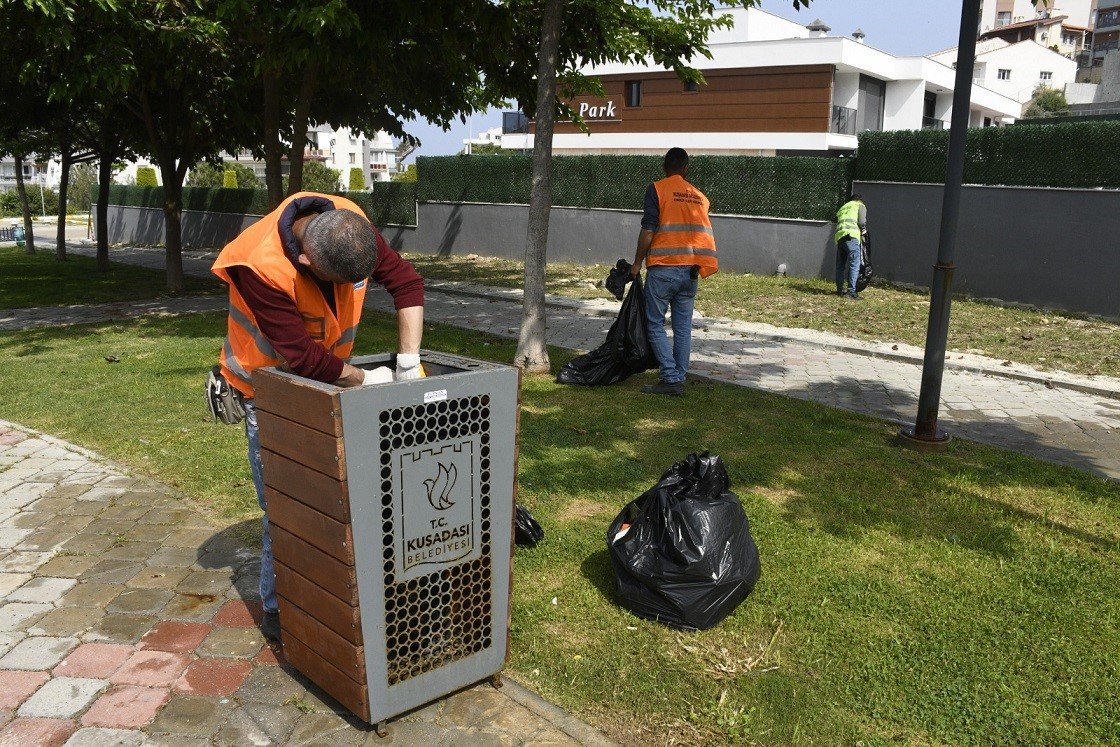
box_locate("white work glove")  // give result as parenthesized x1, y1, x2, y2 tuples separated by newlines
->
(395, 353, 424, 381)
(362, 366, 393, 386)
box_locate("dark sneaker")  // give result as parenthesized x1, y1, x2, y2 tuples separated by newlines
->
(642, 381, 685, 396)
(848, 293, 862, 301)
(261, 610, 281, 642)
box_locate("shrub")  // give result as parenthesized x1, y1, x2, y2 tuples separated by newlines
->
(349, 167, 365, 191)
(68, 163, 96, 212)
(188, 161, 263, 189)
(135, 166, 158, 187)
(222, 170, 238, 189)
(298, 161, 343, 193)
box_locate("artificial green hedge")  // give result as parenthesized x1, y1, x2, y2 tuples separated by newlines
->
(101, 182, 418, 226)
(417, 154, 853, 221)
(854, 121, 1120, 189)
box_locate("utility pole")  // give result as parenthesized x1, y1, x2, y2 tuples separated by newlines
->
(39, 170, 46, 217)
(899, 0, 982, 449)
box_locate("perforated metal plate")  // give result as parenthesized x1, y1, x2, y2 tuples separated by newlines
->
(340, 352, 517, 723)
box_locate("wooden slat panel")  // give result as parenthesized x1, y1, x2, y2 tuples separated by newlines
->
(271, 525, 357, 605)
(275, 560, 362, 644)
(261, 449, 350, 523)
(256, 410, 345, 480)
(640, 88, 833, 107)
(552, 118, 829, 134)
(278, 595, 365, 683)
(253, 369, 342, 437)
(613, 102, 831, 121)
(283, 633, 370, 722)
(267, 486, 354, 564)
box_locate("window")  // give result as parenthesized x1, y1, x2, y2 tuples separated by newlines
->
(997, 68, 1011, 80)
(996, 11, 1011, 25)
(1040, 70, 1052, 80)
(683, 80, 699, 93)
(625, 80, 642, 107)
(349, 153, 356, 164)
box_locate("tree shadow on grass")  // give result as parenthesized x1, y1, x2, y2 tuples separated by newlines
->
(517, 367, 1120, 562)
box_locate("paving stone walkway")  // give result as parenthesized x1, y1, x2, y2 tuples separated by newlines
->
(37, 244, 1120, 481)
(0, 422, 609, 746)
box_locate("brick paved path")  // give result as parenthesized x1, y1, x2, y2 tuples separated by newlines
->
(0, 422, 607, 746)
(47, 244, 1120, 480)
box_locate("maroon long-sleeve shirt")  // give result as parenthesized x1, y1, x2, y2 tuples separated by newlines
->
(230, 219, 423, 385)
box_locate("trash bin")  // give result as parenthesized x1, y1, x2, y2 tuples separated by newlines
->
(253, 351, 519, 730)
(13, 225, 25, 248)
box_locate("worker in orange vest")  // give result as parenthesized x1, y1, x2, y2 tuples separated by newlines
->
(630, 148, 717, 396)
(210, 192, 425, 642)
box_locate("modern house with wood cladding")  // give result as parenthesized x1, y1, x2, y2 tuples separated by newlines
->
(500, 8, 1022, 156)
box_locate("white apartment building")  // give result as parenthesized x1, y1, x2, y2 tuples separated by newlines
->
(0, 157, 57, 192)
(930, 39, 1078, 108)
(501, 8, 1022, 157)
(979, 0, 1095, 33)
(462, 127, 503, 154)
(307, 127, 399, 186)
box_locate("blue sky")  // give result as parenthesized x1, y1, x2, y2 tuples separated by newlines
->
(401, 0, 964, 160)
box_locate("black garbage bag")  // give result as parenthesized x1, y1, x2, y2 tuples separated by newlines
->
(605, 259, 633, 301)
(515, 504, 544, 547)
(556, 275, 655, 386)
(607, 452, 761, 631)
(856, 234, 874, 292)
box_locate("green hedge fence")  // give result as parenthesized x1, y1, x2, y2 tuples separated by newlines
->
(100, 182, 418, 227)
(853, 121, 1120, 189)
(417, 154, 853, 222)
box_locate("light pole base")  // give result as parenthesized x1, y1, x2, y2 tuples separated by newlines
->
(897, 426, 952, 452)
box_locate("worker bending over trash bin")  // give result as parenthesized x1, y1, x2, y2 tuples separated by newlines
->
(208, 192, 425, 642)
(630, 148, 718, 397)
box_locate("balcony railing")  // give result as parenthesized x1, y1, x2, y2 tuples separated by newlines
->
(922, 116, 946, 130)
(831, 105, 856, 135)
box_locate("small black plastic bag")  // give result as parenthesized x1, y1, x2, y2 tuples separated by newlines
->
(515, 504, 544, 547)
(605, 259, 633, 301)
(607, 452, 761, 631)
(556, 275, 655, 387)
(856, 235, 874, 292)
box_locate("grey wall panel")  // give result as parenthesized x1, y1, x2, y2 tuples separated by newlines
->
(414, 201, 836, 277)
(854, 181, 1120, 319)
(96, 204, 417, 252)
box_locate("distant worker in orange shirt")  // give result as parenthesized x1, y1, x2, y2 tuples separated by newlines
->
(630, 148, 718, 397)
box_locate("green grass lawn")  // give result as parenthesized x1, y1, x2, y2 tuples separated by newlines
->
(0, 246, 221, 308)
(405, 253, 1120, 380)
(1, 313, 1117, 744)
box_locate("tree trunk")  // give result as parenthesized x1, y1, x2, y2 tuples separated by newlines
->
(158, 161, 185, 293)
(286, 62, 318, 195)
(96, 151, 112, 272)
(56, 146, 72, 260)
(13, 152, 35, 255)
(262, 67, 284, 209)
(514, 0, 565, 373)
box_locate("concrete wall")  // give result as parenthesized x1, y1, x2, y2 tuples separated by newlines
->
(414, 202, 837, 277)
(854, 180, 1120, 319)
(94, 204, 418, 253)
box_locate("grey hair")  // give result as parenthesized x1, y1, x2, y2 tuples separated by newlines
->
(302, 209, 378, 281)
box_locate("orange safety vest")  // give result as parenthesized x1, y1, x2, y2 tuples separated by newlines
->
(212, 192, 369, 398)
(648, 174, 718, 278)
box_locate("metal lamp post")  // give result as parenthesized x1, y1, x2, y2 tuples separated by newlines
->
(900, 0, 983, 449)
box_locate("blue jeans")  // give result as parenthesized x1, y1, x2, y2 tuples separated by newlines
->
(643, 265, 698, 385)
(836, 238, 861, 295)
(243, 401, 277, 614)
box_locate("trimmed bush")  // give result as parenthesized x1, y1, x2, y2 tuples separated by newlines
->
(416, 154, 852, 221)
(853, 121, 1120, 188)
(349, 167, 365, 191)
(135, 166, 158, 187)
(222, 170, 238, 189)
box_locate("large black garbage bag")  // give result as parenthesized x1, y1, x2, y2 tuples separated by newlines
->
(607, 452, 761, 631)
(556, 275, 655, 386)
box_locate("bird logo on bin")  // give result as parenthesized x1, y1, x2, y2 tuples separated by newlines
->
(424, 462, 457, 511)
